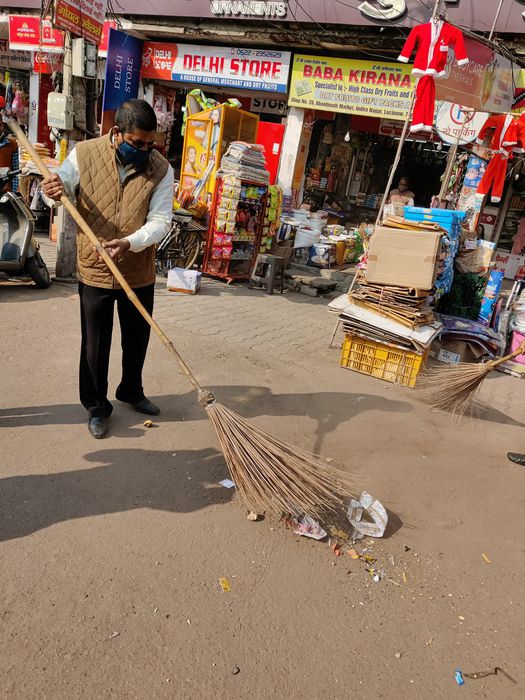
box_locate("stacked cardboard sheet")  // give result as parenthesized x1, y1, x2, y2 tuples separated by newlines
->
(340, 302, 442, 353)
(349, 281, 435, 328)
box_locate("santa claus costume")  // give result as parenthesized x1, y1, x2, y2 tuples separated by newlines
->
(476, 114, 517, 204)
(398, 20, 469, 133)
(514, 112, 525, 154)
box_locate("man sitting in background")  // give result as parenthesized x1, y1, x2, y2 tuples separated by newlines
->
(387, 176, 415, 207)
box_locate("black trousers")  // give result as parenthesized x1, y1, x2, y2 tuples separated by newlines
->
(79, 282, 154, 418)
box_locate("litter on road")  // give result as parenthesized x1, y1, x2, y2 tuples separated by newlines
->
(347, 491, 388, 540)
(454, 669, 465, 686)
(219, 479, 236, 489)
(219, 578, 231, 592)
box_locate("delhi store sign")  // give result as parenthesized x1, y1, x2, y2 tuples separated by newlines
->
(141, 42, 291, 93)
(54, 0, 108, 45)
(8, 15, 64, 53)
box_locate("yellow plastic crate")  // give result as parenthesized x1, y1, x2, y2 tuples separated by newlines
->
(340, 334, 427, 388)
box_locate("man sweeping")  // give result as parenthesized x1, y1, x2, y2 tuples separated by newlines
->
(42, 99, 174, 439)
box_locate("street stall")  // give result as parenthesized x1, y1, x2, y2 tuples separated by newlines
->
(326, 8, 525, 386)
(286, 53, 452, 225)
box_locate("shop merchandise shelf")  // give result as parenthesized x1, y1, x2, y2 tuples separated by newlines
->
(340, 333, 427, 388)
(305, 186, 334, 193)
(203, 176, 268, 282)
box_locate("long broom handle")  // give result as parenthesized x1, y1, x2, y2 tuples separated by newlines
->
(488, 340, 525, 369)
(7, 118, 204, 394)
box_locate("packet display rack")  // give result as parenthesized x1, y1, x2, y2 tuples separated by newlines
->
(203, 176, 268, 282)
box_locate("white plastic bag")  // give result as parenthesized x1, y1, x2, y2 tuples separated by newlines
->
(347, 491, 388, 540)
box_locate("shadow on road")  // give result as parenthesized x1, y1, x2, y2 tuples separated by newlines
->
(0, 447, 232, 542)
(0, 386, 413, 454)
(0, 279, 76, 302)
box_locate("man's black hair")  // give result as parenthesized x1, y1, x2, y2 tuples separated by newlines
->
(115, 99, 157, 134)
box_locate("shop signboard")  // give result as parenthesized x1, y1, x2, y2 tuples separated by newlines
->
(288, 55, 414, 121)
(249, 97, 287, 115)
(141, 42, 290, 93)
(101, 29, 143, 134)
(379, 119, 404, 137)
(0, 40, 32, 70)
(33, 51, 64, 74)
(54, 0, 108, 45)
(493, 250, 525, 280)
(435, 102, 488, 146)
(8, 15, 64, 53)
(435, 37, 514, 114)
(98, 20, 117, 58)
(2, 1, 525, 33)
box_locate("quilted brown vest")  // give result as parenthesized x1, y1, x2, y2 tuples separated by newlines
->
(75, 134, 169, 289)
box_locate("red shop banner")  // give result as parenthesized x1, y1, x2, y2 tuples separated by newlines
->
(8, 15, 64, 53)
(98, 20, 117, 57)
(141, 42, 179, 80)
(54, 0, 108, 46)
(33, 51, 65, 74)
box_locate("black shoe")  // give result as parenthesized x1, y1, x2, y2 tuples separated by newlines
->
(507, 452, 525, 466)
(131, 398, 160, 416)
(88, 416, 108, 439)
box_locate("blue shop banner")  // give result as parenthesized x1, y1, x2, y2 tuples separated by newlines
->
(102, 29, 143, 133)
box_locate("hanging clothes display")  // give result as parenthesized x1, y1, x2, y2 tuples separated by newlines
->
(476, 114, 517, 204)
(514, 112, 525, 154)
(398, 20, 469, 133)
(411, 76, 436, 134)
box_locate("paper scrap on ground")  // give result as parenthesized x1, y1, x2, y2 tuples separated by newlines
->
(293, 514, 327, 540)
(347, 491, 388, 540)
(219, 479, 236, 489)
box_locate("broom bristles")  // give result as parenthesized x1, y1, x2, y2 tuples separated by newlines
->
(417, 361, 493, 418)
(205, 401, 358, 519)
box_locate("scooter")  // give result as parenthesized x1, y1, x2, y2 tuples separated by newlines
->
(0, 169, 51, 288)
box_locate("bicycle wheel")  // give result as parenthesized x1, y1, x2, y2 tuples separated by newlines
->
(157, 229, 201, 273)
(180, 231, 201, 269)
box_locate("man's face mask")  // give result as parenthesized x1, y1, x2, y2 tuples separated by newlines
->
(114, 128, 153, 168)
(117, 140, 150, 168)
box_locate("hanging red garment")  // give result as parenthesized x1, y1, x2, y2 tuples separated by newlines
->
(476, 114, 517, 152)
(411, 76, 435, 133)
(514, 113, 525, 154)
(398, 20, 469, 77)
(398, 20, 469, 134)
(476, 114, 517, 204)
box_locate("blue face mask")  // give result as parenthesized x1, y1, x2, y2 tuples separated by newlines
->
(117, 140, 150, 168)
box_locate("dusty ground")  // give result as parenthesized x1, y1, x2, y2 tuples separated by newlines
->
(1, 239, 524, 699)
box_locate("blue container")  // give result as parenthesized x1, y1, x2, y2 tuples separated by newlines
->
(403, 207, 466, 298)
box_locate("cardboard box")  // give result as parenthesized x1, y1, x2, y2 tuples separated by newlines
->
(430, 338, 486, 364)
(167, 268, 201, 294)
(365, 226, 443, 290)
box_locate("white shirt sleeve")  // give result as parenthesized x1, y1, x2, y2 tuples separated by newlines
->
(126, 164, 174, 253)
(41, 147, 173, 252)
(40, 149, 80, 207)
